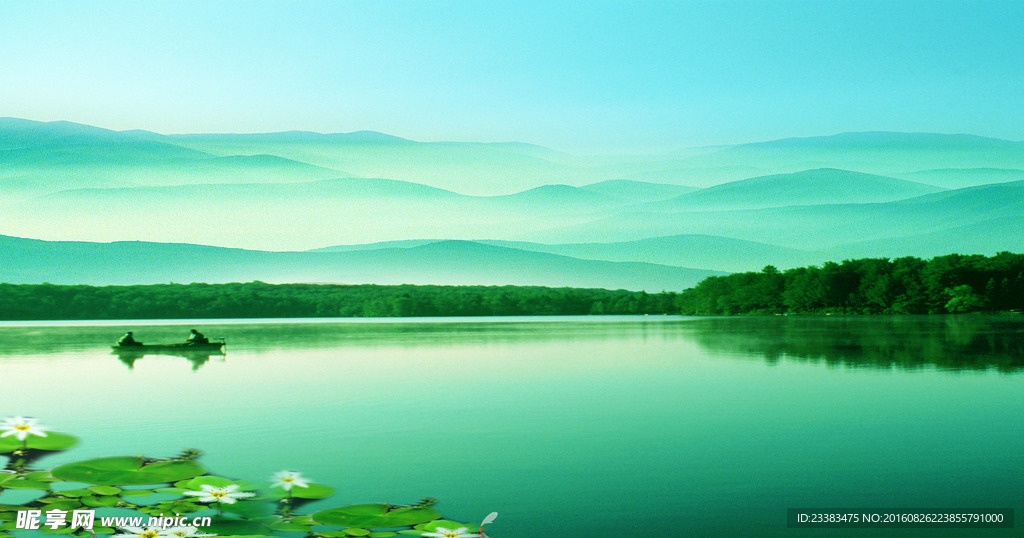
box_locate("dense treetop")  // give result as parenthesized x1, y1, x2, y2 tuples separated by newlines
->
(676, 252, 1024, 315)
(0, 282, 676, 320)
(0, 252, 1021, 320)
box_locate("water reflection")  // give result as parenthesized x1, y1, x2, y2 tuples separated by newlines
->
(685, 315, 1024, 372)
(111, 349, 223, 371)
(2, 315, 1022, 373)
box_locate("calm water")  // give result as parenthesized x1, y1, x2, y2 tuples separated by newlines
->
(1, 316, 1022, 537)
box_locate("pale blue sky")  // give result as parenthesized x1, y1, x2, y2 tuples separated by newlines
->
(2, 0, 1022, 152)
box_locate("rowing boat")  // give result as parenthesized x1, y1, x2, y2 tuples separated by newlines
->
(111, 342, 225, 353)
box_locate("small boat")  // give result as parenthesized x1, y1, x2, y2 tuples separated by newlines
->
(111, 341, 226, 354)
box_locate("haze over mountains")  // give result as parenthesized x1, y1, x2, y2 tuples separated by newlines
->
(2, 117, 1022, 290)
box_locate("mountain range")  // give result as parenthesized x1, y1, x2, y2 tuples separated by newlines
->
(1, 117, 1022, 291)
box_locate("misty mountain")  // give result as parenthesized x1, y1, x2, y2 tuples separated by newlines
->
(0, 118, 212, 166)
(475, 236, 821, 272)
(578, 180, 697, 202)
(828, 215, 1024, 260)
(899, 168, 1024, 189)
(669, 132, 1024, 180)
(0, 235, 722, 291)
(646, 168, 943, 211)
(525, 181, 1024, 252)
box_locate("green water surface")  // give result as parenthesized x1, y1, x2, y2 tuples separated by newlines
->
(1, 316, 1022, 537)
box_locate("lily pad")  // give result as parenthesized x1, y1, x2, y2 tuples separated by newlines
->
(52, 456, 205, 485)
(1, 479, 51, 490)
(87, 485, 121, 496)
(0, 433, 79, 452)
(313, 504, 441, 528)
(203, 517, 277, 536)
(81, 494, 120, 507)
(266, 483, 335, 500)
(413, 520, 474, 532)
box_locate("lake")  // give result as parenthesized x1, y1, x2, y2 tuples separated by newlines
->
(2, 316, 1022, 537)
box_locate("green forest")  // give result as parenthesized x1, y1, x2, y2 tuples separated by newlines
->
(677, 252, 1024, 315)
(0, 252, 1021, 320)
(0, 282, 678, 320)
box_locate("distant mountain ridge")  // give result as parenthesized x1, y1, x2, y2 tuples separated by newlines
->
(647, 168, 943, 210)
(0, 235, 722, 291)
(3, 117, 1023, 289)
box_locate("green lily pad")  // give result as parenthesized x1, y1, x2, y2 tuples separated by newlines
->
(203, 517, 276, 536)
(414, 520, 474, 532)
(81, 495, 120, 507)
(313, 504, 441, 528)
(54, 489, 92, 498)
(266, 483, 335, 500)
(87, 485, 121, 496)
(221, 499, 274, 518)
(118, 490, 154, 497)
(52, 456, 205, 486)
(1, 479, 51, 489)
(266, 520, 313, 532)
(0, 432, 79, 452)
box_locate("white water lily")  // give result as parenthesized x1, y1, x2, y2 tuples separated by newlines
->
(110, 527, 163, 538)
(182, 483, 255, 504)
(270, 470, 311, 491)
(422, 527, 479, 538)
(164, 526, 217, 537)
(0, 416, 49, 441)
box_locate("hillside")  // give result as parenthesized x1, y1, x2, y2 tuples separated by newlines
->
(647, 168, 943, 211)
(0, 235, 722, 291)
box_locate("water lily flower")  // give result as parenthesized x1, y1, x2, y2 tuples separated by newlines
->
(182, 483, 255, 504)
(164, 527, 217, 537)
(1, 416, 49, 441)
(422, 527, 479, 538)
(111, 527, 164, 538)
(270, 470, 310, 491)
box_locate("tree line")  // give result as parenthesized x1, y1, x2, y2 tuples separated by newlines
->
(676, 252, 1024, 315)
(1, 252, 1021, 320)
(0, 282, 678, 320)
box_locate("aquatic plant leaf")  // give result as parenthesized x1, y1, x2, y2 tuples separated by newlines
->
(118, 489, 154, 497)
(39, 525, 75, 534)
(344, 529, 371, 536)
(1, 479, 51, 489)
(176, 475, 258, 493)
(203, 516, 276, 536)
(52, 456, 205, 485)
(265, 483, 335, 500)
(87, 485, 121, 496)
(313, 504, 441, 528)
(154, 487, 186, 494)
(0, 432, 79, 452)
(222, 499, 275, 518)
(81, 494, 120, 507)
(368, 533, 397, 537)
(412, 520, 473, 532)
(54, 489, 91, 497)
(267, 521, 312, 532)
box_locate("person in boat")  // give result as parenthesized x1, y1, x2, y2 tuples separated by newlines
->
(186, 329, 210, 345)
(117, 331, 142, 346)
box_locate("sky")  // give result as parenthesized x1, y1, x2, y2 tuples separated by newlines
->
(2, 0, 1023, 153)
